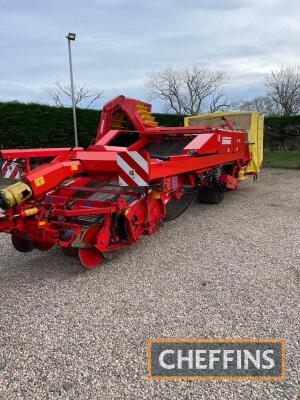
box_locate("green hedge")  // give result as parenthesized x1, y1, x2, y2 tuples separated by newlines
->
(0, 102, 185, 149)
(0, 101, 299, 150)
(0, 102, 100, 149)
(264, 115, 300, 151)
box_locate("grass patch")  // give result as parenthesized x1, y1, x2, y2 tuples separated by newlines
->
(263, 150, 300, 169)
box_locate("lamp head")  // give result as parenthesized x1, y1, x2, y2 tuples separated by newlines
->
(66, 32, 76, 41)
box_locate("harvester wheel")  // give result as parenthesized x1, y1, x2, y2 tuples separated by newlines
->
(62, 247, 78, 257)
(60, 229, 78, 257)
(78, 225, 104, 270)
(11, 234, 34, 253)
(34, 241, 54, 251)
(198, 186, 224, 204)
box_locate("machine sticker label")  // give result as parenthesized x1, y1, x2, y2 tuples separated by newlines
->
(222, 137, 232, 145)
(34, 176, 45, 187)
(148, 338, 285, 381)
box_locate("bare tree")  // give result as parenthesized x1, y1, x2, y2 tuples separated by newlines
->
(208, 90, 240, 113)
(239, 96, 279, 115)
(146, 67, 184, 114)
(265, 66, 300, 115)
(146, 63, 234, 115)
(48, 81, 103, 109)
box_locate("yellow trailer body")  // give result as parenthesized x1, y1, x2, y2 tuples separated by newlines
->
(185, 111, 264, 176)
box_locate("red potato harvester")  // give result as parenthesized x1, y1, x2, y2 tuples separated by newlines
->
(0, 95, 261, 269)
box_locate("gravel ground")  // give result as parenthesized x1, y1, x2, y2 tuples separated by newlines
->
(0, 168, 299, 400)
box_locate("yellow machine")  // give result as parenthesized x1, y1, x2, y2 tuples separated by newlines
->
(185, 111, 264, 178)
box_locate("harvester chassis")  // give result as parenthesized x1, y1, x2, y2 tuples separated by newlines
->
(0, 95, 255, 269)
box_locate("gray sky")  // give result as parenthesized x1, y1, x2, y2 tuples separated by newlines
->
(0, 0, 299, 111)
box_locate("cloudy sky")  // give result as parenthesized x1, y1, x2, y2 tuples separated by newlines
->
(0, 0, 299, 111)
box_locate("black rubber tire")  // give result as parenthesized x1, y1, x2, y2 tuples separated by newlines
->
(62, 247, 78, 257)
(60, 229, 78, 257)
(34, 241, 54, 251)
(11, 234, 34, 253)
(198, 187, 224, 204)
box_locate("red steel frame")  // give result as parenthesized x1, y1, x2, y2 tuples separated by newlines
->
(0, 95, 252, 269)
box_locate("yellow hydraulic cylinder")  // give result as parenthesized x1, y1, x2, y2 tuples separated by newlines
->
(0, 182, 32, 209)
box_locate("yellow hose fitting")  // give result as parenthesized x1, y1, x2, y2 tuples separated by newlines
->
(151, 190, 161, 199)
(0, 182, 32, 209)
(21, 207, 38, 218)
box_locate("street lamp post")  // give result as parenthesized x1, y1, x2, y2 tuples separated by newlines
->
(66, 32, 78, 147)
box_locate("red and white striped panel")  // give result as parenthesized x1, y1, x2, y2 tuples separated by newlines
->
(1, 160, 23, 180)
(116, 151, 149, 187)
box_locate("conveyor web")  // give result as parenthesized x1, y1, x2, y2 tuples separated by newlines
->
(142, 135, 195, 159)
